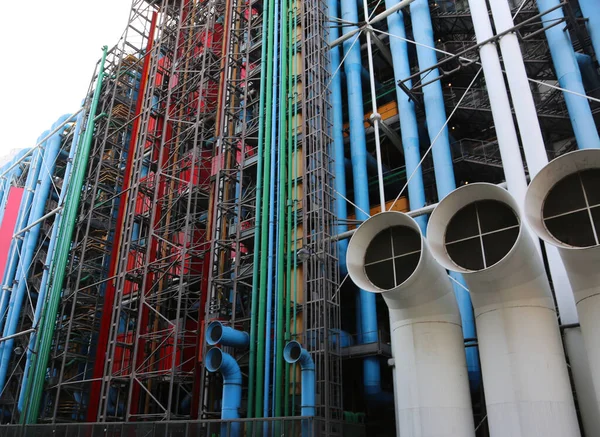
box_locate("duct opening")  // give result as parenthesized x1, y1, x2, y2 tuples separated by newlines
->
(444, 200, 519, 271)
(209, 323, 223, 344)
(542, 169, 600, 248)
(206, 348, 223, 372)
(363, 226, 421, 290)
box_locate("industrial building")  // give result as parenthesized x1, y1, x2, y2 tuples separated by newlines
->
(0, 0, 598, 435)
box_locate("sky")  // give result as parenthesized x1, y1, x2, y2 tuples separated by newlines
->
(0, 1, 133, 156)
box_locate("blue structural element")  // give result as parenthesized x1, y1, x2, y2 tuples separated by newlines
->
(328, 0, 348, 276)
(409, 0, 481, 389)
(0, 153, 27, 226)
(0, 131, 48, 335)
(538, 0, 600, 149)
(579, 0, 600, 65)
(385, 0, 427, 233)
(576, 53, 600, 92)
(341, 0, 382, 398)
(206, 321, 250, 348)
(206, 348, 243, 437)
(0, 114, 71, 394)
(283, 341, 315, 437)
(18, 111, 83, 411)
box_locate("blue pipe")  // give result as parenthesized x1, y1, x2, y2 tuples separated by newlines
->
(341, 0, 382, 398)
(0, 158, 17, 225)
(385, 0, 427, 233)
(0, 151, 29, 226)
(206, 321, 249, 348)
(0, 114, 71, 394)
(329, 0, 349, 275)
(17, 112, 82, 411)
(0, 132, 48, 334)
(409, 0, 480, 390)
(576, 53, 600, 92)
(538, 0, 600, 149)
(206, 348, 243, 437)
(283, 341, 315, 437)
(579, 0, 600, 64)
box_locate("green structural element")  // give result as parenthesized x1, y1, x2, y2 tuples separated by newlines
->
(254, 0, 277, 417)
(247, 0, 273, 419)
(274, 0, 289, 417)
(21, 46, 108, 424)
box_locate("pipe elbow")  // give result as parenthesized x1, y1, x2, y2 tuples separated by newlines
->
(284, 341, 315, 371)
(206, 321, 249, 349)
(206, 347, 242, 386)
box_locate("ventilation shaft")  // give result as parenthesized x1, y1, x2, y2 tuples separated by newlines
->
(347, 211, 475, 437)
(427, 183, 580, 437)
(524, 149, 600, 414)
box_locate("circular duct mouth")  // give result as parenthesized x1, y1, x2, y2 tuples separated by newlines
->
(206, 348, 223, 372)
(542, 169, 600, 248)
(206, 321, 224, 345)
(283, 341, 302, 364)
(444, 200, 520, 271)
(363, 225, 421, 291)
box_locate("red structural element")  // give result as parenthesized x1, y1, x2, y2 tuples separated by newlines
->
(0, 188, 24, 275)
(86, 11, 158, 422)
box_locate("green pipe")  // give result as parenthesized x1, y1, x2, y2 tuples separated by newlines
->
(247, 0, 271, 418)
(291, 5, 300, 416)
(274, 0, 289, 417)
(283, 0, 294, 416)
(22, 46, 108, 424)
(254, 0, 277, 417)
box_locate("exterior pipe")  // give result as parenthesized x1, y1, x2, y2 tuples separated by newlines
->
(409, 0, 480, 390)
(17, 109, 85, 412)
(524, 149, 600, 431)
(0, 132, 46, 334)
(246, 0, 270, 416)
(206, 348, 243, 437)
(284, 341, 315, 437)
(206, 321, 249, 348)
(537, 0, 600, 149)
(341, 0, 381, 397)
(579, 0, 600, 63)
(427, 183, 580, 437)
(0, 114, 70, 394)
(385, 0, 427, 233)
(21, 46, 108, 425)
(347, 211, 475, 437)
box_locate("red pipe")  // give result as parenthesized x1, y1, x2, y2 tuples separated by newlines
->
(86, 11, 158, 421)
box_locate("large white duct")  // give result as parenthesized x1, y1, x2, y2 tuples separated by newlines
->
(346, 211, 475, 437)
(524, 149, 600, 415)
(427, 183, 580, 437)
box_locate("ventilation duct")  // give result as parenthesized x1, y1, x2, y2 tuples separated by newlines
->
(427, 183, 580, 437)
(524, 149, 600, 412)
(347, 211, 475, 437)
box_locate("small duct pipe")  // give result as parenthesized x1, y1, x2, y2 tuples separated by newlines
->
(0, 132, 47, 334)
(206, 348, 242, 437)
(384, 0, 427, 232)
(0, 114, 70, 394)
(17, 110, 83, 412)
(409, 0, 481, 390)
(524, 149, 600, 427)
(283, 341, 315, 437)
(346, 211, 475, 437)
(328, 0, 349, 275)
(427, 183, 580, 437)
(341, 0, 381, 397)
(206, 321, 249, 348)
(537, 0, 600, 149)
(579, 0, 600, 63)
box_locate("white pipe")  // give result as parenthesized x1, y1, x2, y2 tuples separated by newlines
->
(524, 149, 600, 422)
(347, 211, 475, 437)
(467, 0, 527, 205)
(427, 183, 580, 437)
